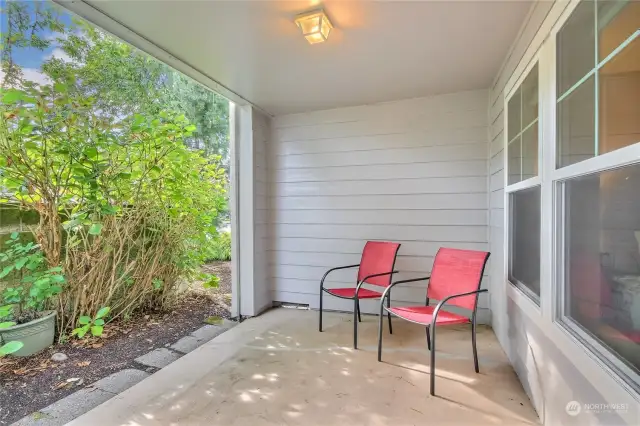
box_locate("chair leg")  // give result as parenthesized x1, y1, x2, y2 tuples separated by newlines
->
(357, 299, 362, 323)
(353, 297, 359, 349)
(425, 326, 431, 350)
(377, 297, 385, 361)
(319, 288, 323, 332)
(430, 325, 436, 396)
(386, 293, 393, 334)
(472, 318, 479, 373)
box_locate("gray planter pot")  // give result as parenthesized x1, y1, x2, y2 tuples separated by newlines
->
(0, 311, 56, 357)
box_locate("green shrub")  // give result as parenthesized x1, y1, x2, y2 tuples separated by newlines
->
(206, 232, 231, 261)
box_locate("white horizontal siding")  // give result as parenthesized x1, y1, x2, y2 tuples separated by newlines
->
(272, 143, 487, 169)
(273, 177, 487, 197)
(274, 126, 487, 155)
(272, 209, 488, 226)
(270, 238, 488, 256)
(271, 224, 487, 242)
(270, 193, 488, 210)
(269, 90, 490, 320)
(273, 160, 487, 183)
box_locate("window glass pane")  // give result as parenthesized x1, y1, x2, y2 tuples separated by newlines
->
(507, 63, 539, 185)
(557, 0, 596, 96)
(598, 0, 640, 61)
(557, 75, 596, 167)
(521, 64, 539, 128)
(522, 124, 538, 181)
(509, 186, 541, 299)
(508, 88, 521, 141)
(598, 37, 640, 156)
(508, 136, 522, 185)
(563, 164, 640, 375)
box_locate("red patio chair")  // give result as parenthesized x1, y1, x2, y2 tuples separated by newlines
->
(319, 241, 401, 349)
(377, 247, 490, 395)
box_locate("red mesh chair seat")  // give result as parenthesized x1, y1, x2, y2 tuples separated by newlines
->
(326, 287, 383, 299)
(388, 306, 470, 326)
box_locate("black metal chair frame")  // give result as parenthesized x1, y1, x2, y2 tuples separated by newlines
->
(376, 257, 489, 396)
(319, 265, 399, 349)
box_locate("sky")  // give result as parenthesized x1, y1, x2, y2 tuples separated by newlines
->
(1, 0, 75, 85)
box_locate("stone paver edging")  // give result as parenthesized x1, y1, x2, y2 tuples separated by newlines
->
(13, 321, 235, 426)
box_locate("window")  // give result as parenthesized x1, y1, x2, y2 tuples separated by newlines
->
(506, 63, 541, 301)
(562, 164, 640, 376)
(554, 0, 640, 385)
(509, 186, 541, 300)
(556, 0, 640, 167)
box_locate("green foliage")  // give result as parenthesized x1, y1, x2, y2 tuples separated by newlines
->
(0, 304, 12, 319)
(0, 307, 22, 358)
(206, 231, 232, 261)
(0, 340, 23, 357)
(0, 233, 65, 323)
(202, 274, 220, 289)
(34, 11, 229, 159)
(0, 316, 16, 329)
(0, 2, 229, 333)
(72, 306, 110, 338)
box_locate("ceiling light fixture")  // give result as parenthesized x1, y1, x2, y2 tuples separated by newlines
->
(294, 9, 333, 44)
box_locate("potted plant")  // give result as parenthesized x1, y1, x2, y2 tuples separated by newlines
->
(0, 233, 65, 356)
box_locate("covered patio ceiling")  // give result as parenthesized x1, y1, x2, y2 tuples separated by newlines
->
(67, 309, 538, 425)
(70, 0, 532, 115)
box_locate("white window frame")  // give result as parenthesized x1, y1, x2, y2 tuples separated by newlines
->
(549, 0, 640, 392)
(503, 53, 544, 309)
(505, 0, 640, 398)
(501, 0, 640, 411)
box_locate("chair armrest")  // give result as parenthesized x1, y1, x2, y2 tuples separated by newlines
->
(380, 276, 431, 303)
(430, 289, 488, 328)
(354, 270, 399, 296)
(320, 264, 360, 289)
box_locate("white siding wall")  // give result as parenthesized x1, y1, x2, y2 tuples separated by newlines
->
(269, 90, 491, 322)
(489, 2, 638, 425)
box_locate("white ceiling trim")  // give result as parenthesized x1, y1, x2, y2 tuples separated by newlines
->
(54, 0, 271, 115)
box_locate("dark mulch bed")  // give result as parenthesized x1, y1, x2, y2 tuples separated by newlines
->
(0, 261, 232, 425)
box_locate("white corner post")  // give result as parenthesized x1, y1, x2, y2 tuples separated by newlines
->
(230, 103, 268, 318)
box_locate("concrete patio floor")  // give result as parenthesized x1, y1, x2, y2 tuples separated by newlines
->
(68, 308, 539, 426)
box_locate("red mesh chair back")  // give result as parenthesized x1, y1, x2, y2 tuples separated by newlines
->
(427, 248, 490, 310)
(357, 241, 401, 287)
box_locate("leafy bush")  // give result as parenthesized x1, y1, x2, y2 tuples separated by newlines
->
(206, 232, 232, 261)
(0, 80, 227, 334)
(0, 233, 65, 323)
(0, 2, 229, 337)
